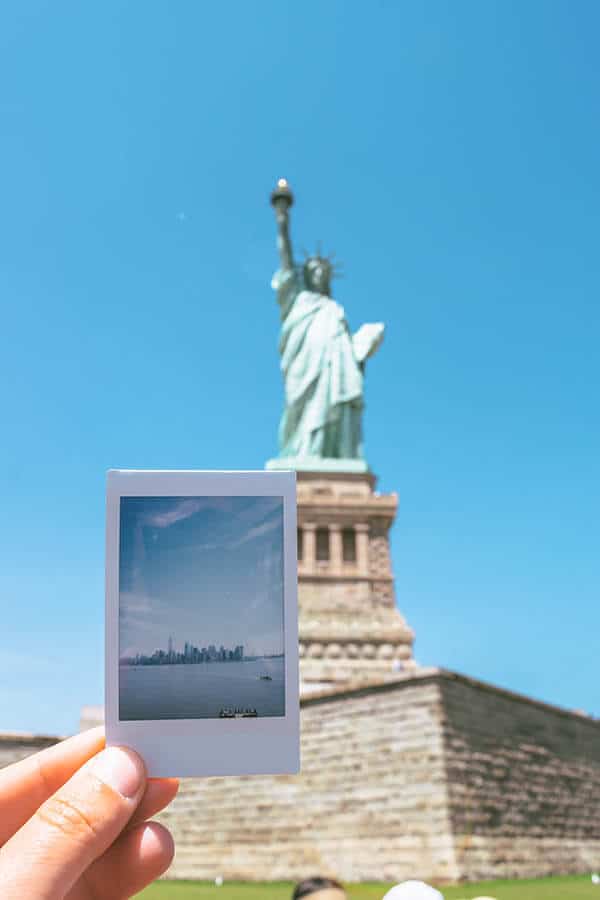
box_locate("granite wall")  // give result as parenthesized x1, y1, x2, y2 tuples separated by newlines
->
(439, 672, 600, 879)
(2, 670, 599, 883)
(159, 676, 456, 882)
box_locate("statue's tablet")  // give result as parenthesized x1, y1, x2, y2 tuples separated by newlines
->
(105, 469, 299, 777)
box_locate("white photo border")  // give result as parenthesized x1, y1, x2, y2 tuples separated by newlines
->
(105, 469, 299, 778)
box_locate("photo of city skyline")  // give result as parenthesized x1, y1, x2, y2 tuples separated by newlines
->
(118, 495, 285, 720)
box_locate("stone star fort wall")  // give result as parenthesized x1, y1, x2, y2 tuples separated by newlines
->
(3, 670, 599, 882)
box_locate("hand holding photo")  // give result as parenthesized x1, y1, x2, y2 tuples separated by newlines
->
(105, 470, 299, 777)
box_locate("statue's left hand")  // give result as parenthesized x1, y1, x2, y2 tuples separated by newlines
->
(352, 322, 385, 365)
(0, 728, 178, 899)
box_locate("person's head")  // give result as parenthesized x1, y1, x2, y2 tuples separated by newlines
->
(382, 882, 444, 900)
(293, 875, 346, 900)
(303, 256, 332, 295)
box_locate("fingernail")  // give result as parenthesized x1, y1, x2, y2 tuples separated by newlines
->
(89, 746, 145, 798)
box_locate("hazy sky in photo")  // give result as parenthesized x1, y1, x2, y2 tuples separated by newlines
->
(119, 496, 284, 658)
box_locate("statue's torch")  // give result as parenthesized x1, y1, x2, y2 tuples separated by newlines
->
(270, 178, 294, 220)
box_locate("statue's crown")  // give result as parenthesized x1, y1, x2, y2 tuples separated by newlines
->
(302, 244, 343, 279)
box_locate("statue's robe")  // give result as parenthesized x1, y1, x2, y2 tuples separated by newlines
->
(273, 266, 378, 460)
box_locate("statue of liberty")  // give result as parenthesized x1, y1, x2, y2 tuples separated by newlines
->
(268, 179, 384, 470)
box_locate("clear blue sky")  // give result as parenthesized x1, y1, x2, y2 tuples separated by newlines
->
(119, 496, 284, 658)
(1, 1, 598, 735)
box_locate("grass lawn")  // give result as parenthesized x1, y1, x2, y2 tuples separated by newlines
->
(139, 875, 595, 899)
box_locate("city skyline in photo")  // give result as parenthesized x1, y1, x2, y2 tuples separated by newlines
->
(119, 495, 285, 660)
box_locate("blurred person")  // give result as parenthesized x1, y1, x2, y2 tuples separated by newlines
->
(293, 875, 347, 899)
(382, 881, 444, 899)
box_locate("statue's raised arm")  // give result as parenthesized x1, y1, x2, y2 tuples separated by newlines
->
(270, 178, 294, 272)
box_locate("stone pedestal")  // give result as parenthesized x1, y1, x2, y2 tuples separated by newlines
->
(296, 469, 415, 692)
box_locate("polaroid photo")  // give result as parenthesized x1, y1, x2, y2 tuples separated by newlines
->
(105, 469, 299, 778)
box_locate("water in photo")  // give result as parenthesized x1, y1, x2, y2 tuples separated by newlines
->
(119, 495, 285, 720)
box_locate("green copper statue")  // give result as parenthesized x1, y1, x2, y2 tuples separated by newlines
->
(268, 179, 384, 472)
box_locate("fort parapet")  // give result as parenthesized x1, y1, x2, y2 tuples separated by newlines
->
(4, 669, 600, 883)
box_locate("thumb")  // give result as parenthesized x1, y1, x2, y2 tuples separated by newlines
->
(1, 745, 146, 900)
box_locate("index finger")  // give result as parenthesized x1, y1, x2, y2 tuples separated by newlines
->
(0, 726, 104, 846)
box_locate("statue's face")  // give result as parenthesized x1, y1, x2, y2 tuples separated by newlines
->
(304, 258, 331, 294)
